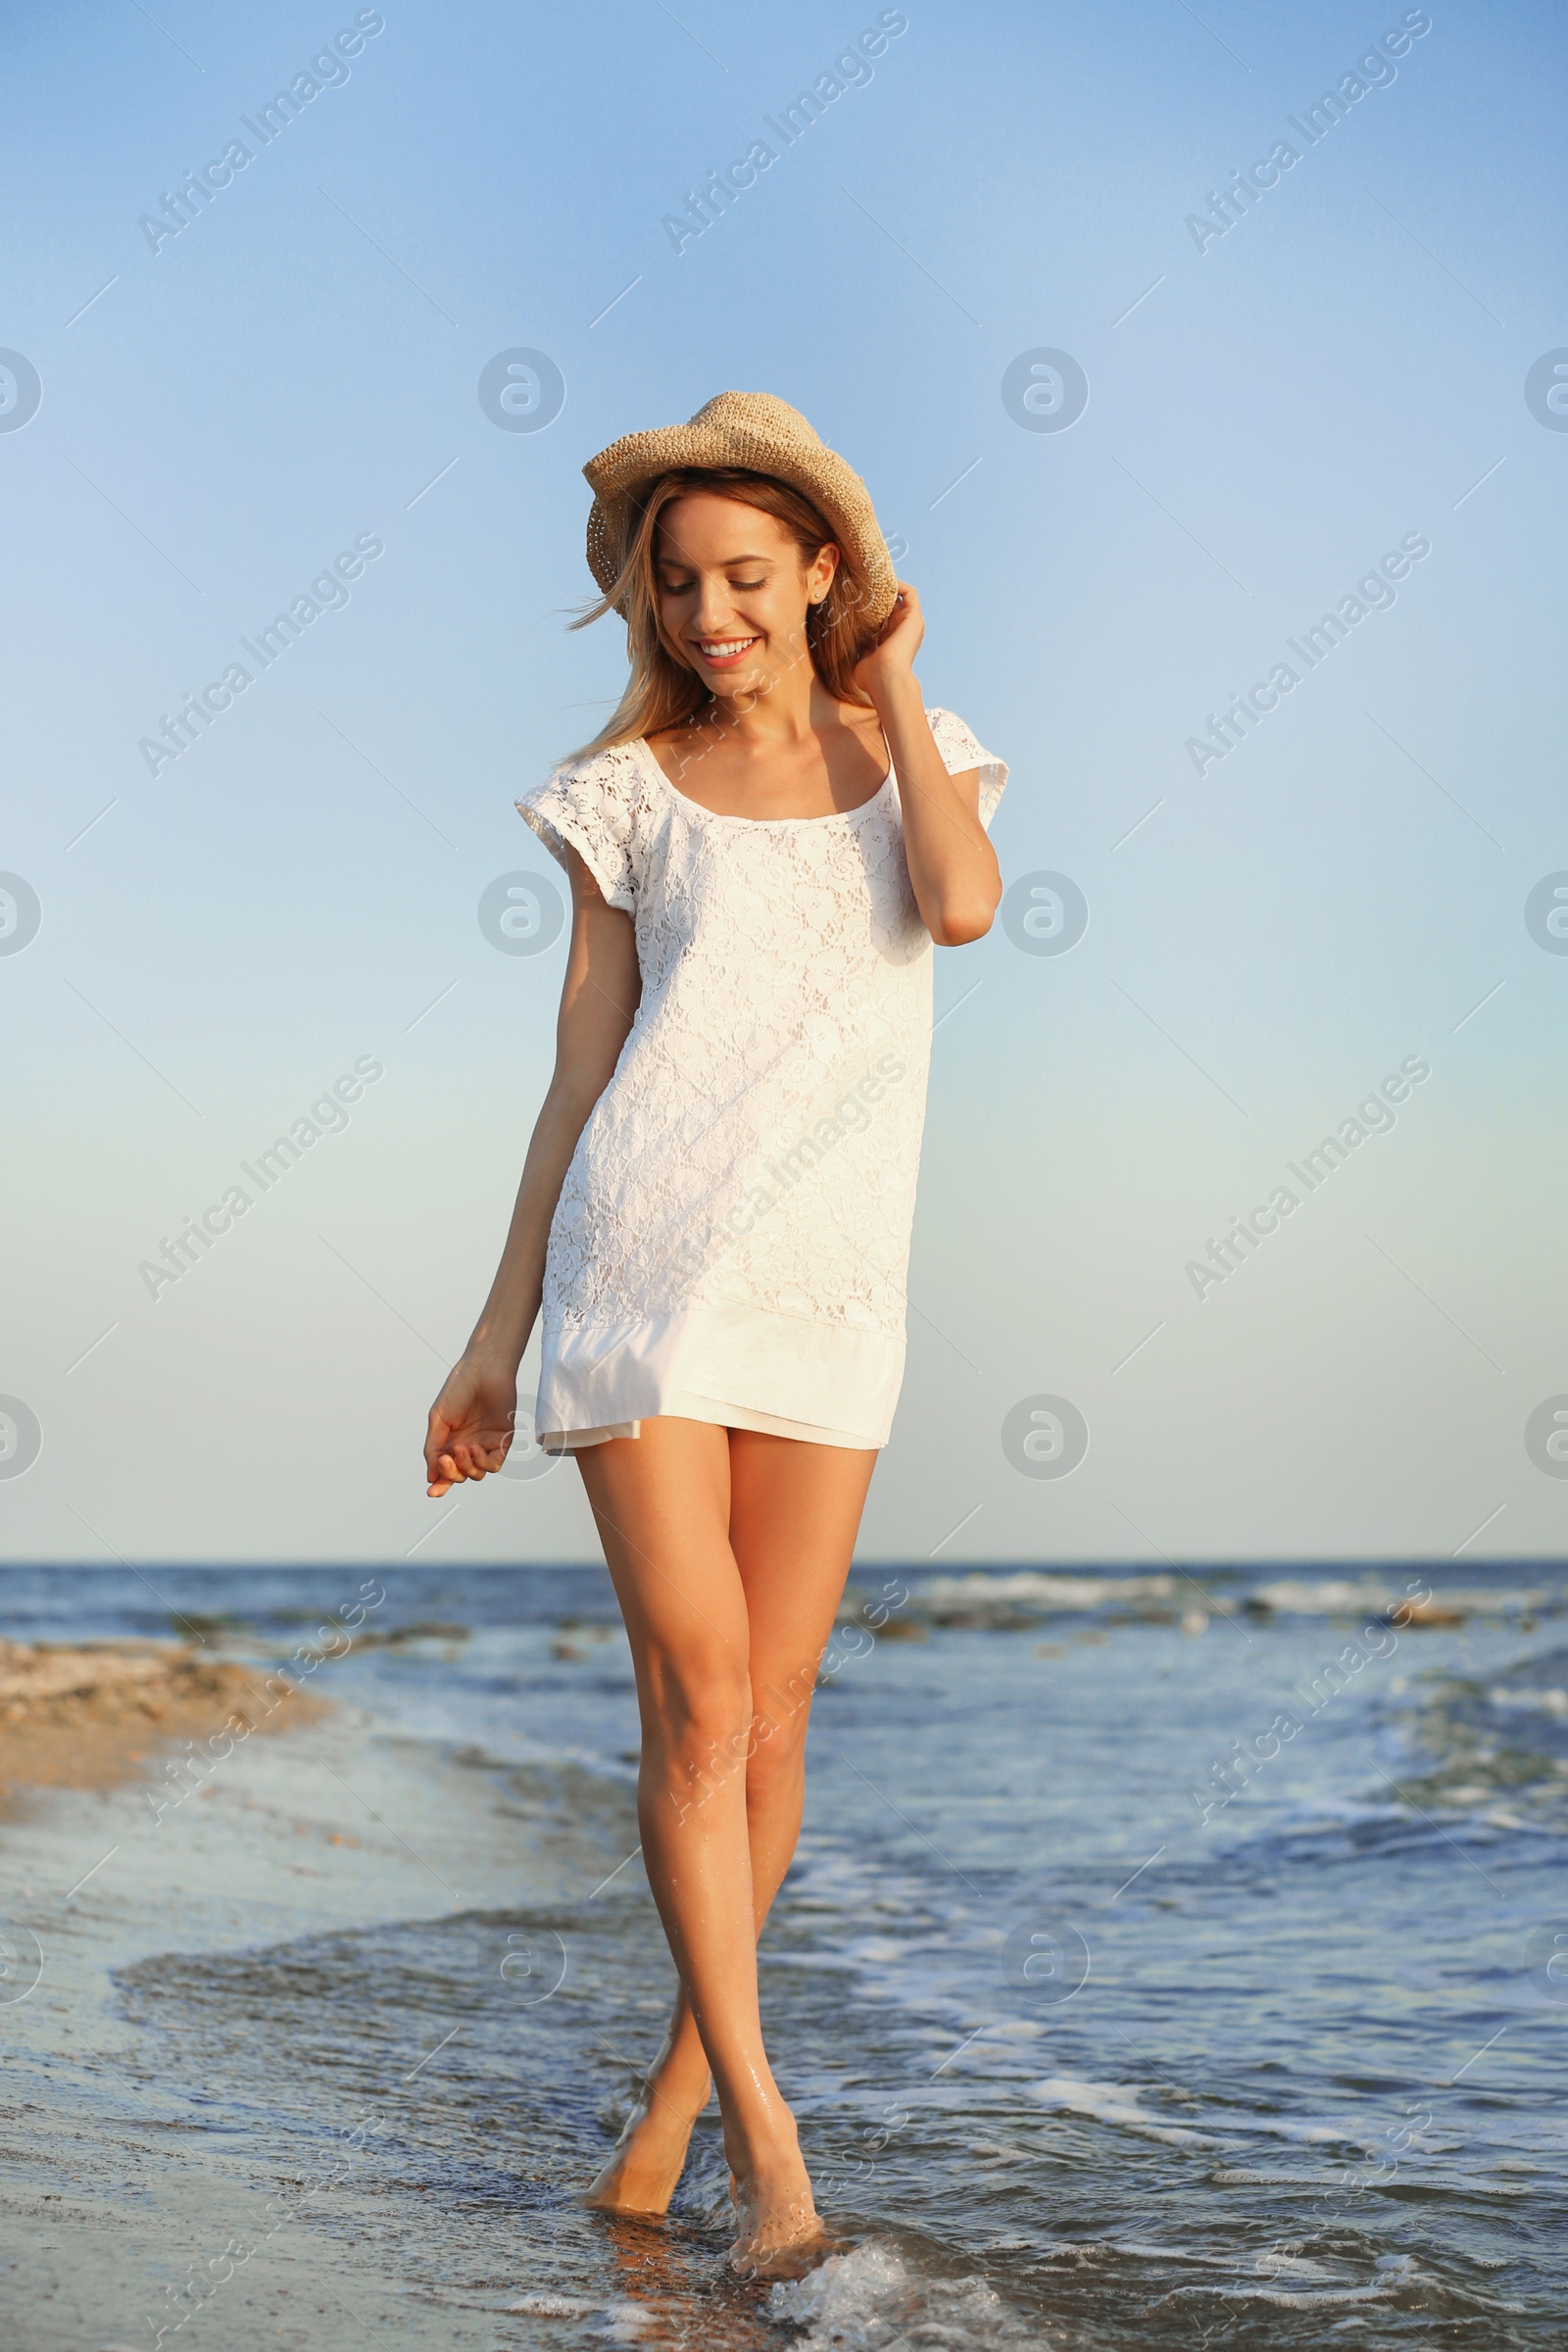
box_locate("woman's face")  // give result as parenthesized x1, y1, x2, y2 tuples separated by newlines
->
(654, 492, 839, 698)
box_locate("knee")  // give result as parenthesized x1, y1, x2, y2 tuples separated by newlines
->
(642, 1644, 753, 1761)
(745, 1699, 809, 1801)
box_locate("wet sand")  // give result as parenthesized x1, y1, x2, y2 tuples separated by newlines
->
(0, 1637, 322, 1810)
(2, 1567, 1561, 2350)
(0, 1658, 629, 2351)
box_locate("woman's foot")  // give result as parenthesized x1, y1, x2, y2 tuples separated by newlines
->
(726, 2144, 824, 2276)
(583, 2066, 711, 2215)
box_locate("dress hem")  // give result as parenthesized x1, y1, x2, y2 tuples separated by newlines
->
(536, 1299, 904, 1453)
(539, 1397, 884, 1454)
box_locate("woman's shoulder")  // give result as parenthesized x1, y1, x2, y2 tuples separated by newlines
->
(521, 734, 666, 828)
(516, 736, 657, 912)
(920, 704, 980, 756)
(920, 706, 1010, 826)
(542, 734, 654, 793)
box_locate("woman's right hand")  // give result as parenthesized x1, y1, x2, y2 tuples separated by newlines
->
(424, 1357, 520, 1496)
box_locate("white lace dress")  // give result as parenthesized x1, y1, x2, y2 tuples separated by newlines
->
(515, 709, 1006, 1450)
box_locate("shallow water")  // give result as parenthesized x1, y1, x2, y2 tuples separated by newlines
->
(1, 1560, 1564, 2347)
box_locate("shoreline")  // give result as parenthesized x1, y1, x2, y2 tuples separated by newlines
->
(0, 1636, 324, 1811)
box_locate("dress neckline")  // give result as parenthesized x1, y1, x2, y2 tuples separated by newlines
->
(630, 735, 895, 827)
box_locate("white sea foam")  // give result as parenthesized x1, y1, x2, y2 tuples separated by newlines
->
(1029, 2075, 1392, 2154)
(766, 2242, 1032, 2349)
(909, 1568, 1564, 1627)
(506, 2293, 650, 2337)
(913, 1571, 1179, 1616)
(1220, 2283, 1395, 2308)
(1029, 2075, 1217, 2147)
(1250, 1579, 1556, 1617)
(1209, 2166, 1530, 2195)
(1488, 1686, 1568, 1715)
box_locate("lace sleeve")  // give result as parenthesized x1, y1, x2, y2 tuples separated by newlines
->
(924, 708, 1008, 831)
(516, 747, 640, 914)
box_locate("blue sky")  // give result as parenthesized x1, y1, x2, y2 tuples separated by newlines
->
(2, 0, 1565, 1567)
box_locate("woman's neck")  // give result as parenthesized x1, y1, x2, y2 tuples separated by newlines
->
(699, 662, 839, 752)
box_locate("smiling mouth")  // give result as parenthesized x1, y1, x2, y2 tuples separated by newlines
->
(693, 635, 761, 665)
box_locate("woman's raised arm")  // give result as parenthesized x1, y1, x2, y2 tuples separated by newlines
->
(855, 584, 1003, 947)
(422, 846, 640, 1495)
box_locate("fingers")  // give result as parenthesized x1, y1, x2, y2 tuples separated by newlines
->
(425, 1438, 509, 1498)
(427, 1449, 472, 1498)
(424, 1379, 514, 1494)
(423, 1408, 455, 1482)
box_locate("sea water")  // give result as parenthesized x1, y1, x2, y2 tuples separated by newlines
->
(0, 1559, 1563, 2348)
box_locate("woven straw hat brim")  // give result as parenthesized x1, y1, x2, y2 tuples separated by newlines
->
(582, 391, 898, 633)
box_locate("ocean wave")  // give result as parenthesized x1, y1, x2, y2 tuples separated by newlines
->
(767, 2243, 1035, 2350)
(1026, 2074, 1398, 2157)
(909, 1571, 1182, 1621)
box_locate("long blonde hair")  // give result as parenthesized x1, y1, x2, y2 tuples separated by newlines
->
(568, 466, 884, 759)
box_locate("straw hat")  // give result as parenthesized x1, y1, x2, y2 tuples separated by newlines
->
(582, 391, 899, 631)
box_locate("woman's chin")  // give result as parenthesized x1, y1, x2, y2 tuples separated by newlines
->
(700, 659, 765, 688)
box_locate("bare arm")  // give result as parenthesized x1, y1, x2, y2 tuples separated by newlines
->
(422, 845, 639, 1494)
(855, 584, 1002, 947)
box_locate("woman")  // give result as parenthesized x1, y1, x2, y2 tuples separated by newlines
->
(422, 392, 1005, 2271)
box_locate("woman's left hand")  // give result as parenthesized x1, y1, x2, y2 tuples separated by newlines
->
(853, 582, 924, 702)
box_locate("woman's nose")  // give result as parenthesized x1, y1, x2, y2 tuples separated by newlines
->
(691, 576, 740, 633)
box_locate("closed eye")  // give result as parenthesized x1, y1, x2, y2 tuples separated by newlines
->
(657, 571, 771, 593)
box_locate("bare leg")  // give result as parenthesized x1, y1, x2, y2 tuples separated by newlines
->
(576, 1419, 875, 2264)
(596, 1432, 876, 2196)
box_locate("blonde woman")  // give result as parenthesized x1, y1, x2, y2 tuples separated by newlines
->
(423, 394, 1006, 2272)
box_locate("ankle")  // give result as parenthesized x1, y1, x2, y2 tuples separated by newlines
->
(723, 2115, 805, 2185)
(640, 2062, 711, 2124)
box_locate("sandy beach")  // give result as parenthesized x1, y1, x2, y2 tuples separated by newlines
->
(1, 1563, 1561, 2350)
(1, 1597, 651, 2352)
(0, 1635, 325, 1813)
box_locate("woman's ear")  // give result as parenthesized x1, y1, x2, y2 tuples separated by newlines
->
(808, 542, 841, 606)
